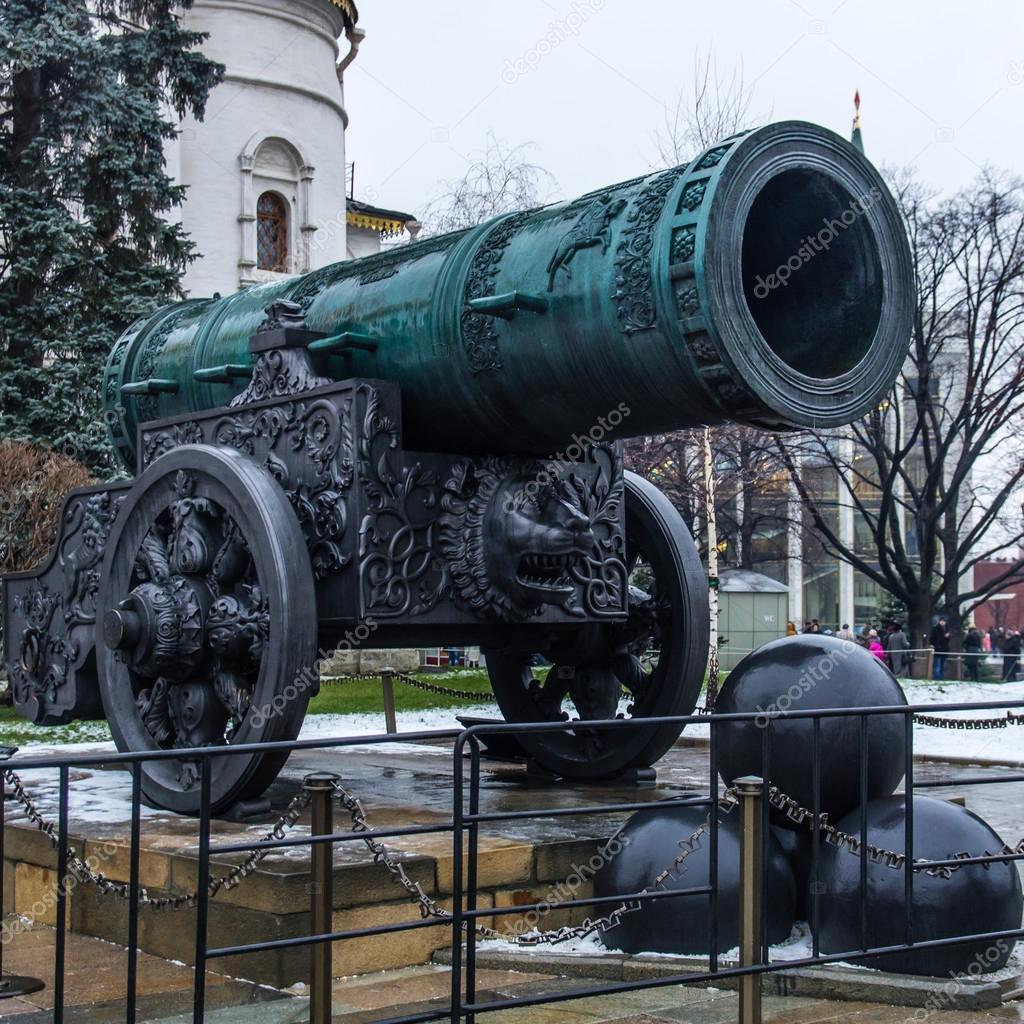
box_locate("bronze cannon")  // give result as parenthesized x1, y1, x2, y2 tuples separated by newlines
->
(4, 122, 913, 812)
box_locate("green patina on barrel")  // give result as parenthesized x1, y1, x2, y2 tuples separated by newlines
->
(103, 121, 914, 469)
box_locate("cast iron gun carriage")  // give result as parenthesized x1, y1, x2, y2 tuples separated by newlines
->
(3, 122, 913, 813)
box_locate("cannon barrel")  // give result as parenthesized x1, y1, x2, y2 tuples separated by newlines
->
(103, 121, 913, 468)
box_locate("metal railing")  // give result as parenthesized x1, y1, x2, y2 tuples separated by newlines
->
(3, 699, 1024, 1023)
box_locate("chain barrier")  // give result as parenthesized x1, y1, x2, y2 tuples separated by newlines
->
(315, 668, 1024, 729)
(912, 710, 1024, 730)
(765, 785, 1024, 879)
(319, 671, 390, 686)
(391, 671, 492, 702)
(3, 769, 311, 910)
(320, 669, 491, 702)
(329, 772, 1024, 951)
(329, 775, 718, 945)
(10, 701, 1024, 932)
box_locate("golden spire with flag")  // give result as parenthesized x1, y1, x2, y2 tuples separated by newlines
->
(851, 89, 864, 153)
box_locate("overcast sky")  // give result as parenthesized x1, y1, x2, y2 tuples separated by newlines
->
(343, 0, 1024, 217)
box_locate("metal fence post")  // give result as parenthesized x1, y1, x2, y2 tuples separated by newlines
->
(0, 763, 44, 1001)
(381, 668, 397, 734)
(305, 772, 339, 1024)
(736, 775, 764, 1024)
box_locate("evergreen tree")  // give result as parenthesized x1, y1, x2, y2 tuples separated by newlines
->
(0, 0, 223, 473)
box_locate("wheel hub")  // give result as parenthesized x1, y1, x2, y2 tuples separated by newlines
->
(103, 576, 209, 680)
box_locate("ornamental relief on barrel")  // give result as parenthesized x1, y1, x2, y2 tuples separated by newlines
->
(356, 387, 628, 625)
(611, 167, 684, 335)
(460, 210, 533, 374)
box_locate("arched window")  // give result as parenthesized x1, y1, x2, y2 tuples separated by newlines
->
(257, 192, 288, 271)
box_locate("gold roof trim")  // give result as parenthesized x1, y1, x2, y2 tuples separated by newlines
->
(346, 210, 408, 238)
(328, 0, 358, 28)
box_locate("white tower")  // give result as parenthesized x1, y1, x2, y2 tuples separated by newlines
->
(169, 0, 360, 297)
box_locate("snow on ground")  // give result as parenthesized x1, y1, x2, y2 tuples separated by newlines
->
(479, 919, 1024, 979)
(8, 679, 1024, 768)
(295, 705, 500, 741)
(228, 676, 1024, 767)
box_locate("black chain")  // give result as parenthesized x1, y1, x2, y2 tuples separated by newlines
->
(320, 670, 491, 701)
(4, 769, 311, 910)
(329, 776, 714, 945)
(392, 671, 492, 701)
(765, 785, 1024, 879)
(912, 710, 1024, 730)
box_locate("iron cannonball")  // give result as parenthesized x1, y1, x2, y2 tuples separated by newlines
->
(772, 825, 816, 921)
(594, 802, 796, 955)
(818, 795, 1022, 976)
(714, 635, 907, 825)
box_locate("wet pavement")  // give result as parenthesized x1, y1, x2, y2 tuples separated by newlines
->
(4, 736, 1024, 1021)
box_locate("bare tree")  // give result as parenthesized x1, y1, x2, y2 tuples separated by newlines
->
(624, 432, 705, 539)
(777, 169, 1024, 653)
(653, 48, 760, 164)
(630, 51, 786, 574)
(420, 134, 556, 235)
(714, 427, 792, 571)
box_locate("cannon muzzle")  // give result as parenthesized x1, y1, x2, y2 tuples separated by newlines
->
(104, 121, 913, 467)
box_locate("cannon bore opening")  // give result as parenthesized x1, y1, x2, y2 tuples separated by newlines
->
(741, 168, 883, 378)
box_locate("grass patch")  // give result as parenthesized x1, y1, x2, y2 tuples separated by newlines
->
(0, 705, 112, 749)
(311, 669, 498, 715)
(0, 667, 732, 747)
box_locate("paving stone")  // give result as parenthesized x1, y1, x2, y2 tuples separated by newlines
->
(424, 835, 534, 893)
(0, 996, 39, 1016)
(82, 837, 170, 890)
(536, 839, 617, 884)
(3, 857, 14, 915)
(169, 842, 438, 914)
(330, 963, 544, 1011)
(3, 822, 84, 868)
(484, 878, 595, 937)
(12, 861, 66, 926)
(768, 966, 1004, 1011)
(0, 919, 284, 1019)
(328, 894, 492, 976)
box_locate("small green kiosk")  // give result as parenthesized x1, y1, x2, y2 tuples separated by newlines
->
(718, 569, 790, 672)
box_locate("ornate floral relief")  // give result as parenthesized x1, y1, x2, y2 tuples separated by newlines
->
(229, 348, 332, 408)
(460, 210, 532, 373)
(612, 168, 683, 334)
(563, 445, 628, 618)
(141, 392, 355, 581)
(7, 488, 126, 718)
(356, 385, 447, 617)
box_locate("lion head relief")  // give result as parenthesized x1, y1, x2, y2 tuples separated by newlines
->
(439, 458, 595, 622)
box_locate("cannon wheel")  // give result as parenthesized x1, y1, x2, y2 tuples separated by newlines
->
(485, 472, 709, 779)
(96, 445, 316, 814)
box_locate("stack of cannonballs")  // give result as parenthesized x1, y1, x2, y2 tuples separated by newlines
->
(596, 635, 1022, 976)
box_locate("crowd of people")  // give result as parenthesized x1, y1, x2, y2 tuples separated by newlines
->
(784, 617, 1023, 681)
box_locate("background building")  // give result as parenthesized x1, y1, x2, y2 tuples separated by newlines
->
(165, 0, 416, 297)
